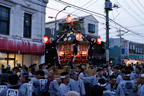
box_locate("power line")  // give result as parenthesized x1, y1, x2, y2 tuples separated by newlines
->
(123, 0, 144, 20)
(131, 0, 144, 14)
(48, 0, 144, 38)
(73, 0, 99, 15)
(70, 0, 94, 14)
(52, 0, 106, 18)
(116, 0, 144, 24)
(137, 0, 144, 10)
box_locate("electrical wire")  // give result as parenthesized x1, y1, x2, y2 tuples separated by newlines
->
(47, 0, 144, 38)
(123, 0, 144, 20)
(70, 0, 94, 14)
(137, 0, 144, 10)
(116, 0, 144, 24)
(131, 0, 144, 14)
(52, 0, 106, 18)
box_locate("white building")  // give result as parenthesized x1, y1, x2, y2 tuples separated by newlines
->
(45, 15, 99, 37)
(0, 0, 48, 68)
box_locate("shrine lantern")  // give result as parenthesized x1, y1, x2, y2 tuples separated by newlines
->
(76, 33, 82, 41)
(66, 15, 72, 23)
(97, 37, 101, 45)
(43, 36, 49, 43)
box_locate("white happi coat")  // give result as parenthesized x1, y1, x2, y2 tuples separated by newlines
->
(68, 78, 78, 91)
(59, 83, 70, 96)
(116, 75, 123, 84)
(82, 75, 106, 86)
(137, 84, 144, 96)
(116, 80, 135, 96)
(75, 79, 85, 96)
(49, 80, 59, 96)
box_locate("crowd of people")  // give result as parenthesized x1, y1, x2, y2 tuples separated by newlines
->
(0, 63, 144, 96)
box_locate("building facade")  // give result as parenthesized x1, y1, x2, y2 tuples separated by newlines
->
(0, 0, 48, 68)
(109, 38, 144, 65)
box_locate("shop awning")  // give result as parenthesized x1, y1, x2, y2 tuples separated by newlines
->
(0, 37, 45, 55)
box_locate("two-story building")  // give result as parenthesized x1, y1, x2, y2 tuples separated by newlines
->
(0, 0, 48, 68)
(109, 38, 144, 65)
(45, 15, 99, 37)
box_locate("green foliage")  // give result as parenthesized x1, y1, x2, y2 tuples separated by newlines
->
(57, 21, 82, 35)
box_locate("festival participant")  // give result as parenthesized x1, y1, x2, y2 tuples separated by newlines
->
(36, 70, 47, 96)
(68, 76, 79, 92)
(22, 66, 32, 77)
(43, 69, 59, 96)
(106, 75, 118, 95)
(112, 66, 121, 84)
(130, 66, 141, 81)
(0, 74, 25, 96)
(0, 73, 10, 86)
(73, 71, 85, 96)
(116, 70, 124, 84)
(97, 78, 113, 96)
(39, 64, 48, 75)
(19, 73, 32, 96)
(81, 68, 104, 86)
(116, 70, 135, 96)
(136, 74, 144, 96)
(12, 67, 20, 75)
(59, 72, 70, 96)
(76, 65, 85, 78)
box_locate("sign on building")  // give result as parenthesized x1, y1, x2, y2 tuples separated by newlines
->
(125, 41, 129, 56)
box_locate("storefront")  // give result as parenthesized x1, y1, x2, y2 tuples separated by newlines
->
(124, 54, 144, 66)
(0, 53, 42, 68)
(0, 37, 45, 68)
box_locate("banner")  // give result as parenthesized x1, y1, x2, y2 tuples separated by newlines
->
(125, 41, 129, 56)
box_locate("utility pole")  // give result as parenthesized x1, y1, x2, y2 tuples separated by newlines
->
(105, 0, 112, 66)
(118, 29, 122, 65)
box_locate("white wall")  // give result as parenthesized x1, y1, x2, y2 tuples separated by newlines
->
(0, 0, 48, 65)
(0, 0, 48, 40)
(83, 15, 98, 37)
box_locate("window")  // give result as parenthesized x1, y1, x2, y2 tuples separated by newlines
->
(88, 24, 95, 33)
(24, 13, 31, 38)
(0, 5, 10, 35)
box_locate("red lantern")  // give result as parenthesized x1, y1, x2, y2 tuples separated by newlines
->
(43, 36, 49, 43)
(66, 15, 72, 23)
(76, 33, 82, 41)
(97, 37, 101, 45)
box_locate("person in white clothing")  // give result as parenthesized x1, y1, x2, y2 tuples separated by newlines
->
(59, 72, 70, 96)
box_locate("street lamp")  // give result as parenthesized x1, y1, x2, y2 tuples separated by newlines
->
(48, 5, 71, 37)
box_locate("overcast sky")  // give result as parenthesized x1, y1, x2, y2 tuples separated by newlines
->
(46, 0, 144, 43)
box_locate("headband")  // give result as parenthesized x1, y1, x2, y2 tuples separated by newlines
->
(110, 78, 116, 81)
(97, 83, 107, 87)
(140, 74, 144, 78)
(60, 74, 69, 78)
(124, 74, 131, 77)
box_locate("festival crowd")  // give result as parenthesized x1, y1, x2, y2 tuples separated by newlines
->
(0, 63, 144, 96)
